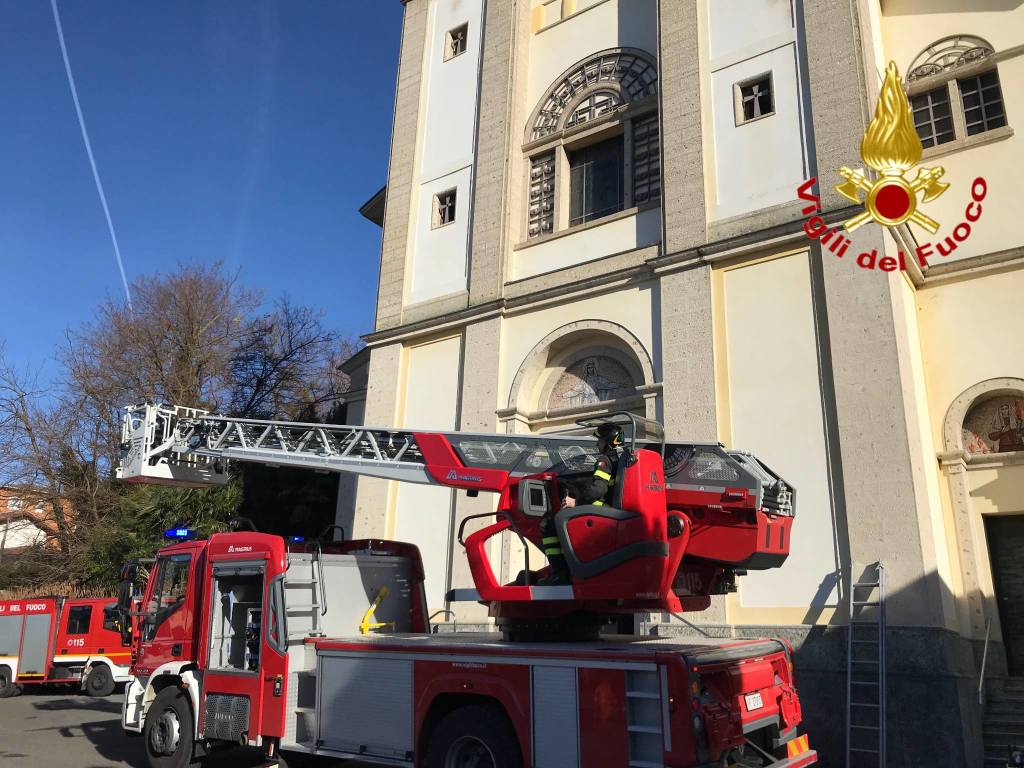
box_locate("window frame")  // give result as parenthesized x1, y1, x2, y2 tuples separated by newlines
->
(907, 57, 1012, 159)
(911, 84, 956, 149)
(733, 71, 776, 126)
(444, 23, 468, 62)
(431, 188, 457, 229)
(521, 97, 660, 244)
(66, 604, 93, 635)
(143, 553, 192, 641)
(567, 133, 626, 228)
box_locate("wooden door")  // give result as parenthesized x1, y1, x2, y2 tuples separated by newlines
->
(985, 514, 1024, 675)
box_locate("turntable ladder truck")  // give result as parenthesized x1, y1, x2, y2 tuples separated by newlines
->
(113, 402, 817, 768)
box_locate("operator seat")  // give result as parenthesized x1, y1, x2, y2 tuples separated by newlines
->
(552, 448, 668, 581)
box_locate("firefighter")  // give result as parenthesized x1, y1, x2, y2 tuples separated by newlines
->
(538, 423, 625, 586)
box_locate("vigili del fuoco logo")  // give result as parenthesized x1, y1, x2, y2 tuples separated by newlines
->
(796, 61, 988, 272)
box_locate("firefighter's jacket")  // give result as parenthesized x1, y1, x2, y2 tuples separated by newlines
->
(566, 448, 620, 506)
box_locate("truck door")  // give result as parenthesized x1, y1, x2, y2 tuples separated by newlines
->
(200, 562, 282, 746)
(137, 553, 196, 673)
(18, 612, 53, 678)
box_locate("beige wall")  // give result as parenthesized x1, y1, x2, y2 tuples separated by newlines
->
(917, 267, 1024, 446)
(392, 335, 463, 614)
(714, 250, 837, 612)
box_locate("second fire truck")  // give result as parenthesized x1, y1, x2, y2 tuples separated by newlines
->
(113, 403, 817, 768)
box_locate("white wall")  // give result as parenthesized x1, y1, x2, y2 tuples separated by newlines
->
(705, 0, 808, 220)
(0, 519, 45, 550)
(528, 0, 658, 111)
(393, 335, 463, 613)
(410, 167, 474, 303)
(406, 0, 485, 306)
(511, 208, 661, 281)
(420, 0, 484, 182)
(719, 253, 837, 608)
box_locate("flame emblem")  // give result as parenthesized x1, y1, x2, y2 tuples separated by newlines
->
(835, 62, 949, 233)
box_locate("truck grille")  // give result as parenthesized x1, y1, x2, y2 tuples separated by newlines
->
(203, 693, 250, 743)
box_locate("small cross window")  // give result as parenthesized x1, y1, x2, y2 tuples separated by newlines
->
(444, 23, 468, 62)
(432, 189, 457, 228)
(735, 73, 775, 124)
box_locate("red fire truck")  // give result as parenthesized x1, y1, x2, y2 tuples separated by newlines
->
(113, 404, 817, 768)
(0, 596, 132, 698)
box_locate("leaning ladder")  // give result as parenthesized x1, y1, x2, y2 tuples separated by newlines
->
(845, 562, 886, 768)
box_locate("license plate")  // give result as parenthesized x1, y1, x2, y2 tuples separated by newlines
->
(744, 692, 764, 711)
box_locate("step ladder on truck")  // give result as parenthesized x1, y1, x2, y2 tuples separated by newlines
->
(112, 402, 818, 768)
(0, 596, 134, 698)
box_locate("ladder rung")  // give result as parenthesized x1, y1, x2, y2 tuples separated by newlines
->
(286, 579, 318, 585)
(851, 681, 879, 686)
(850, 660, 879, 664)
(287, 604, 321, 611)
(852, 600, 880, 606)
(851, 582, 879, 587)
(850, 702, 880, 708)
(850, 724, 880, 730)
(852, 640, 878, 645)
(849, 747, 880, 754)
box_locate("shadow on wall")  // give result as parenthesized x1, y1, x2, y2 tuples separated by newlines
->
(778, 564, 997, 768)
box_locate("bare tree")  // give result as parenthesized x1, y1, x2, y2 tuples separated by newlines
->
(230, 297, 357, 420)
(0, 349, 74, 554)
(0, 262, 362, 591)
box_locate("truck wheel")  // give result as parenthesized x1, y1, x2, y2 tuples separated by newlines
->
(425, 704, 522, 768)
(0, 667, 15, 698)
(85, 664, 116, 697)
(143, 687, 194, 768)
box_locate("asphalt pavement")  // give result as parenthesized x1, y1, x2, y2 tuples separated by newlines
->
(0, 687, 366, 768)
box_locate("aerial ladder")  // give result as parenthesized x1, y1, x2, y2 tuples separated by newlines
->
(117, 403, 795, 637)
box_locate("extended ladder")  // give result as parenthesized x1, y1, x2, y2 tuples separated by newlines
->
(845, 562, 886, 768)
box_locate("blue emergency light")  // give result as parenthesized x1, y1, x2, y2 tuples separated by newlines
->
(164, 527, 196, 540)
(287, 536, 305, 543)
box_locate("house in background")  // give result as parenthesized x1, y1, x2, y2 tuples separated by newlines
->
(0, 488, 65, 556)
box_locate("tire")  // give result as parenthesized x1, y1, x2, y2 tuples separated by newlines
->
(143, 686, 195, 768)
(85, 664, 116, 697)
(425, 704, 522, 768)
(0, 667, 15, 699)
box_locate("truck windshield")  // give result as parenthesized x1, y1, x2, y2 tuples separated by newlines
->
(144, 554, 192, 641)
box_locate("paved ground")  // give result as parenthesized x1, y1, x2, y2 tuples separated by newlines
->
(0, 687, 367, 768)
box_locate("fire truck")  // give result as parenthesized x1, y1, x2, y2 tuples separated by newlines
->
(0, 596, 132, 698)
(113, 403, 817, 768)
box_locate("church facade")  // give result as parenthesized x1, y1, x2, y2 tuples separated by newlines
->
(344, 1, 1024, 764)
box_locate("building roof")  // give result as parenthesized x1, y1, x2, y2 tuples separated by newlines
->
(359, 186, 387, 227)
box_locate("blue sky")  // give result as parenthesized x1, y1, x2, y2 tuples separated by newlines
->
(0, 1, 403, 378)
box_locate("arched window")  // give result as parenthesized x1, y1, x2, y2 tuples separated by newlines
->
(906, 35, 1006, 152)
(503, 321, 659, 433)
(962, 394, 1024, 455)
(908, 35, 994, 82)
(524, 49, 660, 239)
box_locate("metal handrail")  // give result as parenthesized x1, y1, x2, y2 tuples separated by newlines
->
(979, 618, 992, 705)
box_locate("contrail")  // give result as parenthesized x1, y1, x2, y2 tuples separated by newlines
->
(50, 0, 133, 310)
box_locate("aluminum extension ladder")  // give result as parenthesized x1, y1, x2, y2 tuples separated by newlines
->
(845, 562, 886, 768)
